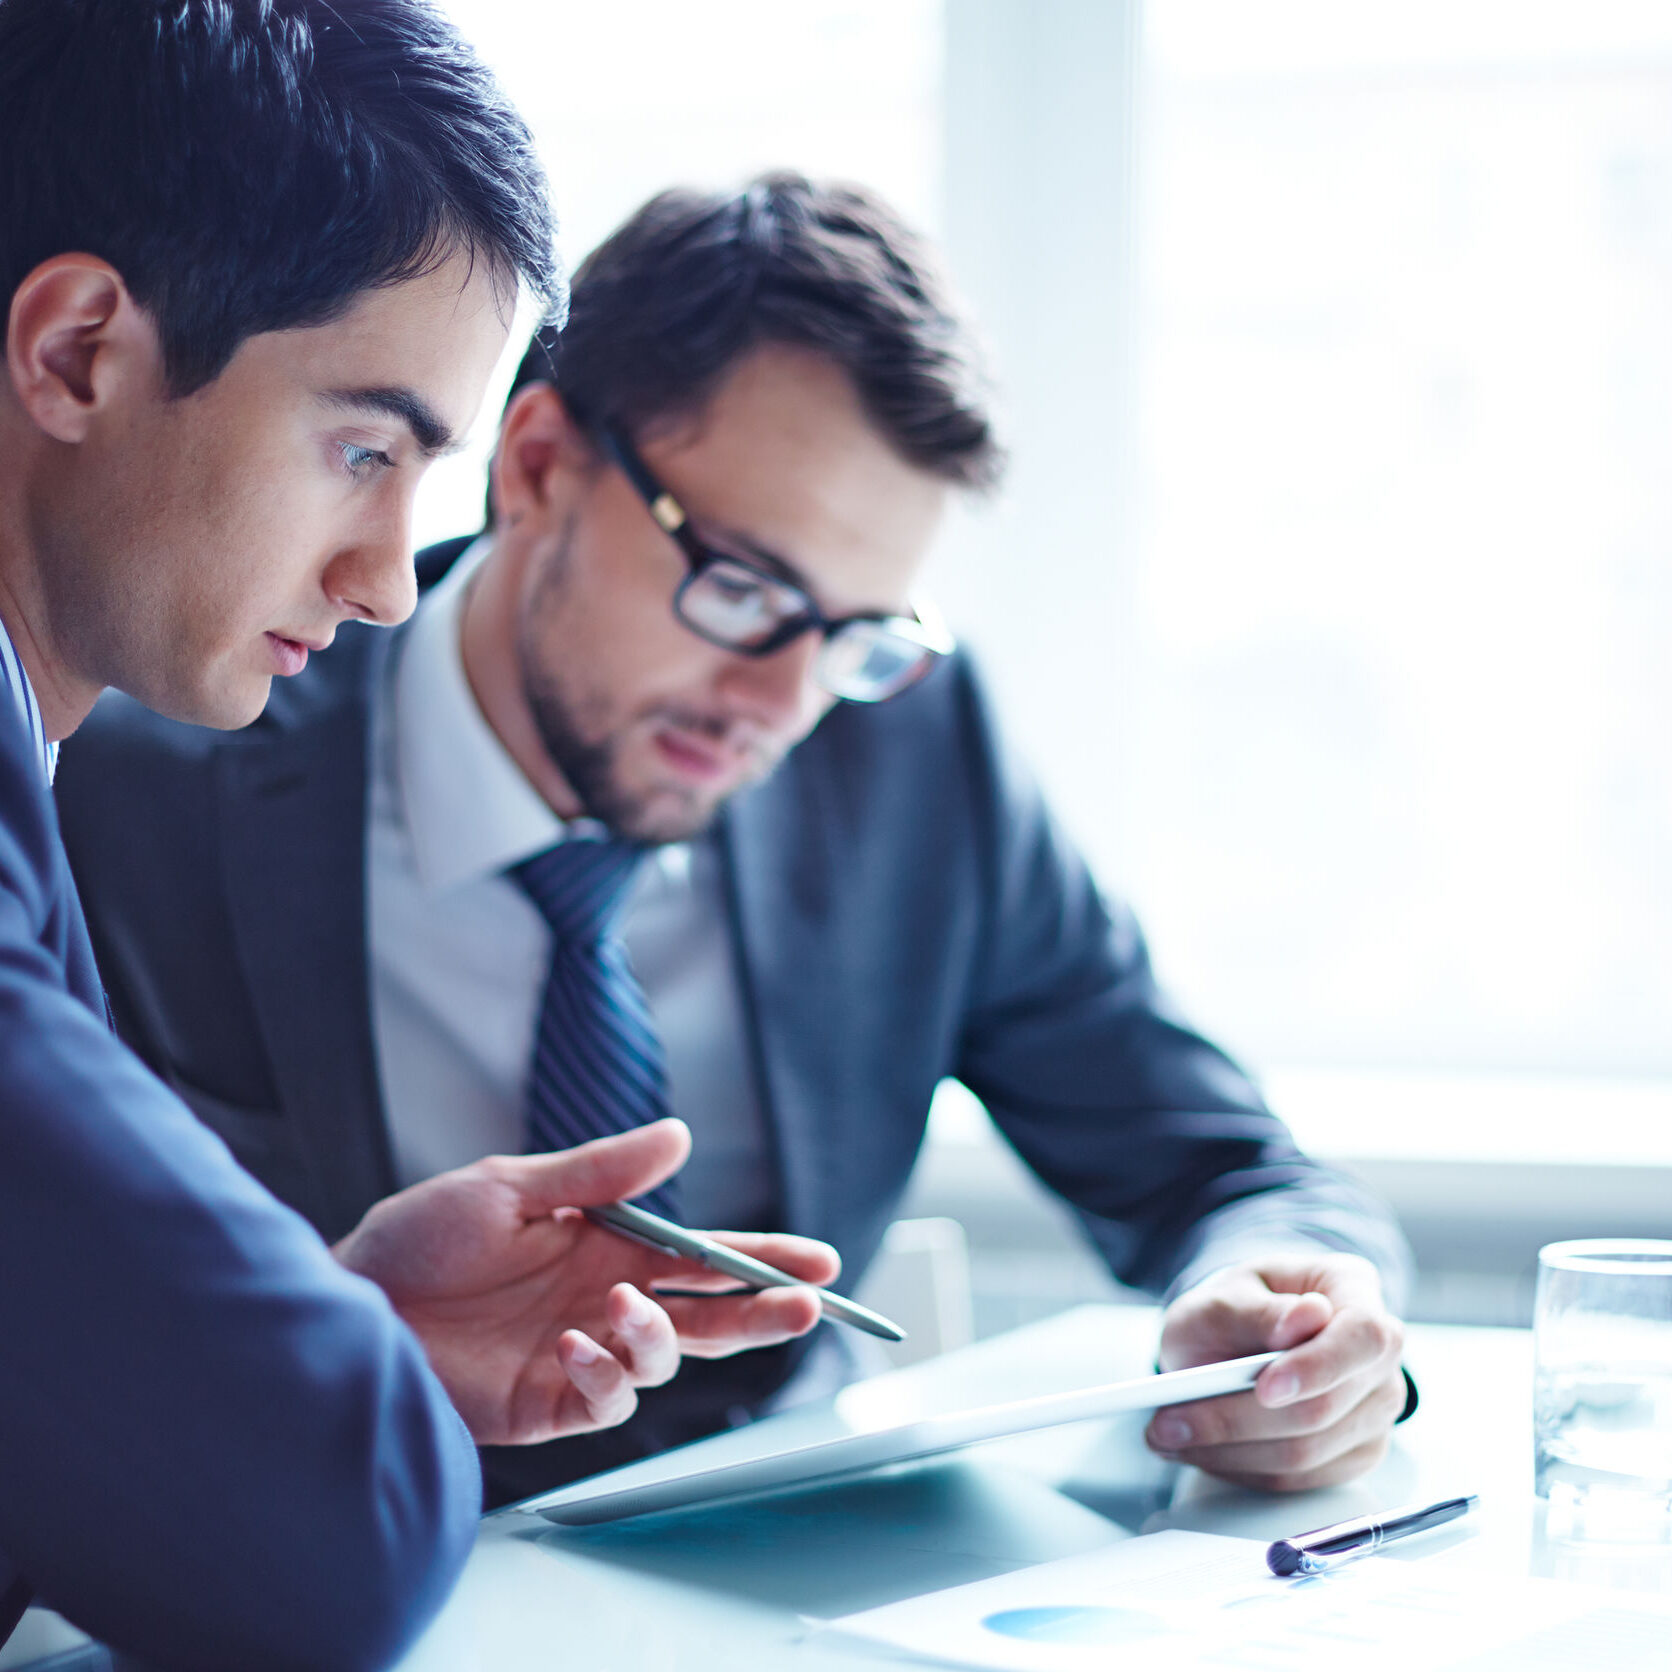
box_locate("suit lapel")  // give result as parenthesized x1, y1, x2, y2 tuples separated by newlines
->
(718, 705, 952, 1272)
(216, 630, 396, 1239)
(55, 837, 111, 1025)
(717, 758, 846, 1244)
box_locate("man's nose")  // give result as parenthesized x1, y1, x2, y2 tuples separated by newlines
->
(324, 497, 420, 628)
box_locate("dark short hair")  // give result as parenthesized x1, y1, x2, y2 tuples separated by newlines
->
(507, 171, 1001, 492)
(0, 0, 563, 395)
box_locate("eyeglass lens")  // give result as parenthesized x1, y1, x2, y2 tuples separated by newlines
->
(678, 560, 931, 702)
(814, 623, 934, 702)
(677, 557, 809, 651)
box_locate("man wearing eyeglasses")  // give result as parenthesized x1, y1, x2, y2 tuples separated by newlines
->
(58, 173, 1415, 1510)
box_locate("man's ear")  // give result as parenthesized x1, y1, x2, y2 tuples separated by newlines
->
(491, 382, 596, 528)
(5, 255, 159, 442)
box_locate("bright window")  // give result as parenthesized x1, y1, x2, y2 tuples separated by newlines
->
(1124, 1, 1672, 1078)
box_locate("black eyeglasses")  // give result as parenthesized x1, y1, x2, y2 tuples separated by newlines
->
(594, 423, 952, 704)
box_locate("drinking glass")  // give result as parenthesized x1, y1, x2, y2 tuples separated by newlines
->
(1534, 1239, 1672, 1539)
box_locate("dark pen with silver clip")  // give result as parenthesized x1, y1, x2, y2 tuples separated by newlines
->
(1267, 1494, 1479, 1577)
(584, 1198, 907, 1343)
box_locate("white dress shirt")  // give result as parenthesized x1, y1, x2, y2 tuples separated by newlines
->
(0, 615, 58, 785)
(366, 541, 776, 1229)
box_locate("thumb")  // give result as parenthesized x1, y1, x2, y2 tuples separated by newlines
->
(506, 1119, 692, 1216)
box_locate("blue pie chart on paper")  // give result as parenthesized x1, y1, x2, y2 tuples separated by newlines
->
(981, 1605, 1171, 1645)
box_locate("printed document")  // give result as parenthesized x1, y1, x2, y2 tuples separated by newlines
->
(822, 1529, 1672, 1670)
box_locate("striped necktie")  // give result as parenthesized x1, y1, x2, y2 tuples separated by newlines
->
(510, 839, 681, 1221)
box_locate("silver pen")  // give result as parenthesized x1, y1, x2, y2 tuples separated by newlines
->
(584, 1199, 907, 1343)
(1266, 1494, 1479, 1576)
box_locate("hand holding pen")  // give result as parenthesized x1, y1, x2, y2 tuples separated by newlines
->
(339, 1119, 844, 1445)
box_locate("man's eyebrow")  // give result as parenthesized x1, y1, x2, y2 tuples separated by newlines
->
(702, 520, 804, 588)
(322, 386, 462, 458)
(696, 513, 900, 619)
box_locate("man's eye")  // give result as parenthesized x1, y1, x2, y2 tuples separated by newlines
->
(339, 442, 394, 477)
(707, 568, 766, 605)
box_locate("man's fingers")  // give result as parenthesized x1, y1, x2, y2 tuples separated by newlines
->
(1267, 1291, 1333, 1352)
(710, 1232, 842, 1287)
(549, 1274, 776, 1439)
(1143, 1364, 1404, 1471)
(1254, 1304, 1404, 1409)
(655, 1286, 824, 1357)
(1252, 1252, 1390, 1313)
(1155, 1309, 1401, 1449)
(623, 1231, 839, 1294)
(1150, 1358, 1403, 1452)
(602, 1282, 680, 1387)
(555, 1330, 640, 1432)
(1162, 1270, 1335, 1368)
(495, 1119, 693, 1217)
(1189, 1433, 1397, 1496)
(640, 1232, 841, 1294)
(1150, 1373, 1407, 1489)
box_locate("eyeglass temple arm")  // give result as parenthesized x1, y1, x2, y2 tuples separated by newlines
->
(594, 425, 680, 526)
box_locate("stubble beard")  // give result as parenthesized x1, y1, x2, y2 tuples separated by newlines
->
(523, 676, 722, 845)
(515, 520, 754, 845)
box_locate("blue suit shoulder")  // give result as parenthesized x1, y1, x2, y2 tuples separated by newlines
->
(12, 663, 480, 1672)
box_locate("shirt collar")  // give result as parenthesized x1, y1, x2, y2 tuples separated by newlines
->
(392, 537, 602, 894)
(0, 611, 58, 787)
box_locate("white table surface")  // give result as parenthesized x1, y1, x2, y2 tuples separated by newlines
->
(394, 1302, 1672, 1669)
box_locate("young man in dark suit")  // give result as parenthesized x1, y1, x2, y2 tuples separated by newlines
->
(60, 175, 1416, 1517)
(0, 10, 836, 1668)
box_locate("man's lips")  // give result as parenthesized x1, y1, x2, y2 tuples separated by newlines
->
(649, 713, 784, 787)
(651, 723, 737, 783)
(265, 632, 330, 677)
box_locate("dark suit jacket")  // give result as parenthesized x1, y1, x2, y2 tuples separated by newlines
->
(0, 692, 480, 1670)
(56, 537, 1412, 1508)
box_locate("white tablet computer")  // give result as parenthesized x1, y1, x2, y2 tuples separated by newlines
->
(525, 1350, 1278, 1527)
